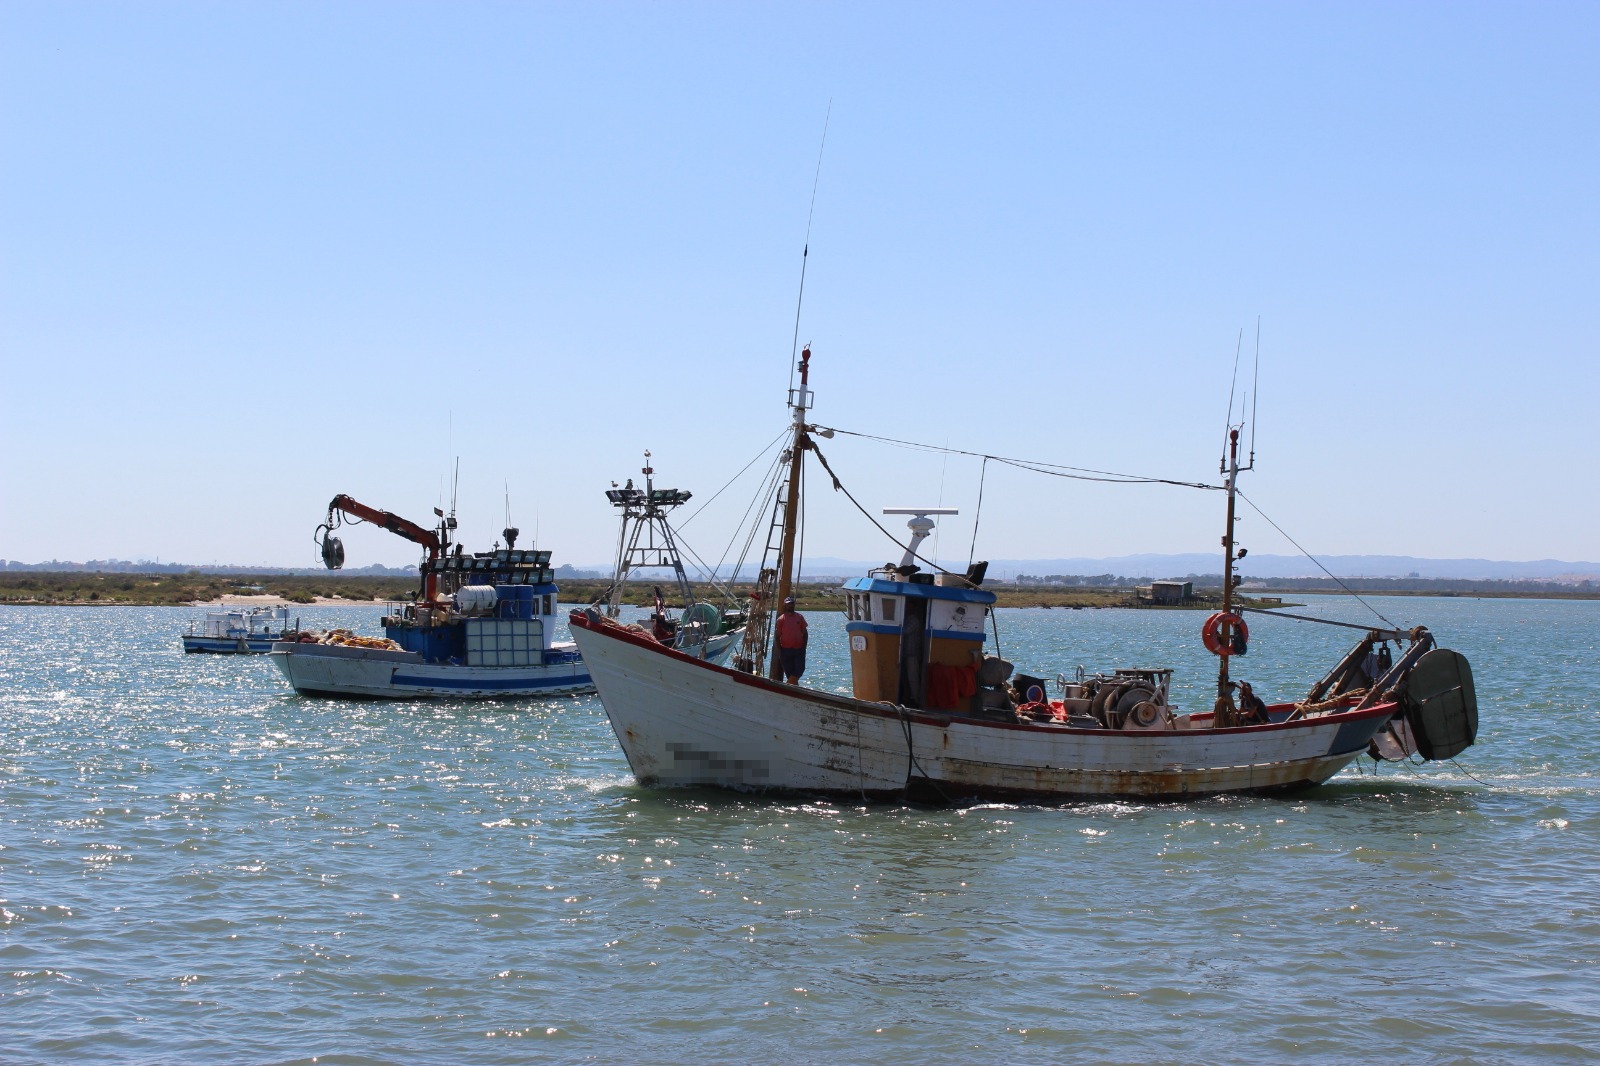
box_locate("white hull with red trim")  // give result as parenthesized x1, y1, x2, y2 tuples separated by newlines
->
(570, 611, 1399, 801)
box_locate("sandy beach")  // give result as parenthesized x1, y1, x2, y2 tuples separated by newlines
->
(199, 594, 388, 607)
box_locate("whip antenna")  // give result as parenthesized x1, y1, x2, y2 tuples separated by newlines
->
(1222, 328, 1243, 467)
(788, 101, 831, 395)
(1249, 316, 1261, 465)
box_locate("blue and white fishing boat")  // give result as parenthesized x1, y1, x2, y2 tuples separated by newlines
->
(270, 495, 592, 699)
(183, 606, 298, 653)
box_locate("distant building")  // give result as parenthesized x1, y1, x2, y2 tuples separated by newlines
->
(1136, 580, 1192, 606)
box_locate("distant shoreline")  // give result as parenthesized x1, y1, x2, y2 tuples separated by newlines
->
(3, 570, 1596, 608)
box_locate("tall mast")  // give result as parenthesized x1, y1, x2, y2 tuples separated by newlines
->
(1216, 427, 1241, 718)
(768, 346, 812, 679)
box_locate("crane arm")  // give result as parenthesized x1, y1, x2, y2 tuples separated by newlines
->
(325, 494, 442, 556)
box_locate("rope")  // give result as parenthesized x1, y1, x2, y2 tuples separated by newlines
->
(680, 426, 789, 529)
(819, 427, 1223, 492)
(968, 455, 988, 568)
(895, 705, 951, 805)
(1236, 490, 1398, 628)
(1450, 758, 1491, 787)
(808, 440, 951, 574)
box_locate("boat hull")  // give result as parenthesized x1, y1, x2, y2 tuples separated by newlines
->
(570, 613, 1398, 801)
(183, 635, 283, 654)
(674, 627, 742, 665)
(271, 641, 594, 699)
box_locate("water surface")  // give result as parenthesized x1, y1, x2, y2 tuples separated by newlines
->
(2, 597, 1596, 1063)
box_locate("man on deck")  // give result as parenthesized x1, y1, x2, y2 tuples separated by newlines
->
(1236, 681, 1270, 725)
(776, 596, 809, 685)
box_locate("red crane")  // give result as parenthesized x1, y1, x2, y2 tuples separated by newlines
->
(316, 494, 447, 600)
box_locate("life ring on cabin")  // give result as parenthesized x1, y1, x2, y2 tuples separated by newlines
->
(1202, 611, 1248, 656)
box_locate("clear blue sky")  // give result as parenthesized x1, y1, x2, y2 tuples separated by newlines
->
(3, 2, 1596, 572)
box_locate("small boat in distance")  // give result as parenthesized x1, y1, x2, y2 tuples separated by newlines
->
(270, 494, 591, 699)
(593, 451, 748, 664)
(571, 348, 1478, 801)
(183, 606, 298, 653)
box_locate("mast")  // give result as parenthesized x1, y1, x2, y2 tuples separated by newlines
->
(1215, 427, 1242, 722)
(602, 450, 695, 618)
(641, 450, 695, 610)
(768, 346, 812, 679)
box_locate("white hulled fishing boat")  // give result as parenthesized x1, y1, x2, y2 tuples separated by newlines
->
(183, 606, 298, 654)
(571, 348, 1478, 801)
(272, 495, 591, 699)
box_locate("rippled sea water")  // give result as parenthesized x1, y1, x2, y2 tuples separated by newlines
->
(2, 597, 1597, 1064)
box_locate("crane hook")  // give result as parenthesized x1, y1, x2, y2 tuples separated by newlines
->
(314, 523, 345, 570)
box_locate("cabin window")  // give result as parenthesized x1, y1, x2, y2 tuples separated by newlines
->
(542, 594, 553, 615)
(863, 595, 872, 622)
(881, 597, 897, 622)
(846, 594, 858, 621)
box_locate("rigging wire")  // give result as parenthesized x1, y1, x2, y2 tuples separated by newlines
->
(795, 453, 807, 590)
(967, 456, 989, 568)
(808, 440, 952, 574)
(718, 448, 788, 584)
(818, 427, 1222, 491)
(665, 528, 742, 605)
(679, 426, 790, 529)
(1236, 489, 1399, 629)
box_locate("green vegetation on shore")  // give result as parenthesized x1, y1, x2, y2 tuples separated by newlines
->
(0, 571, 1273, 610)
(8, 568, 1591, 609)
(0, 572, 418, 606)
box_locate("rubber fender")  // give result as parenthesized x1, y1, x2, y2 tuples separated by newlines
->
(1401, 648, 1478, 760)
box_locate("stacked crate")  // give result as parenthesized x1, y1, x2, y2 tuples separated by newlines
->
(464, 618, 545, 667)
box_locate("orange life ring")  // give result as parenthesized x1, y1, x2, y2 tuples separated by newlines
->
(1202, 611, 1248, 656)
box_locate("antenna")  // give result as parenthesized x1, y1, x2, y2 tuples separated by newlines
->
(788, 101, 832, 397)
(1248, 316, 1261, 467)
(502, 479, 520, 550)
(1225, 328, 1243, 423)
(1222, 328, 1243, 470)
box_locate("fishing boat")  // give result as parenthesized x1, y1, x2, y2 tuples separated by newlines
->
(570, 348, 1478, 801)
(270, 495, 591, 698)
(182, 605, 298, 653)
(592, 451, 748, 664)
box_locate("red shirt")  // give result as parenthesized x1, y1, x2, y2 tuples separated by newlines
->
(775, 609, 808, 649)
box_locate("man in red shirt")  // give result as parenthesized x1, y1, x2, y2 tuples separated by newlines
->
(775, 596, 809, 685)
